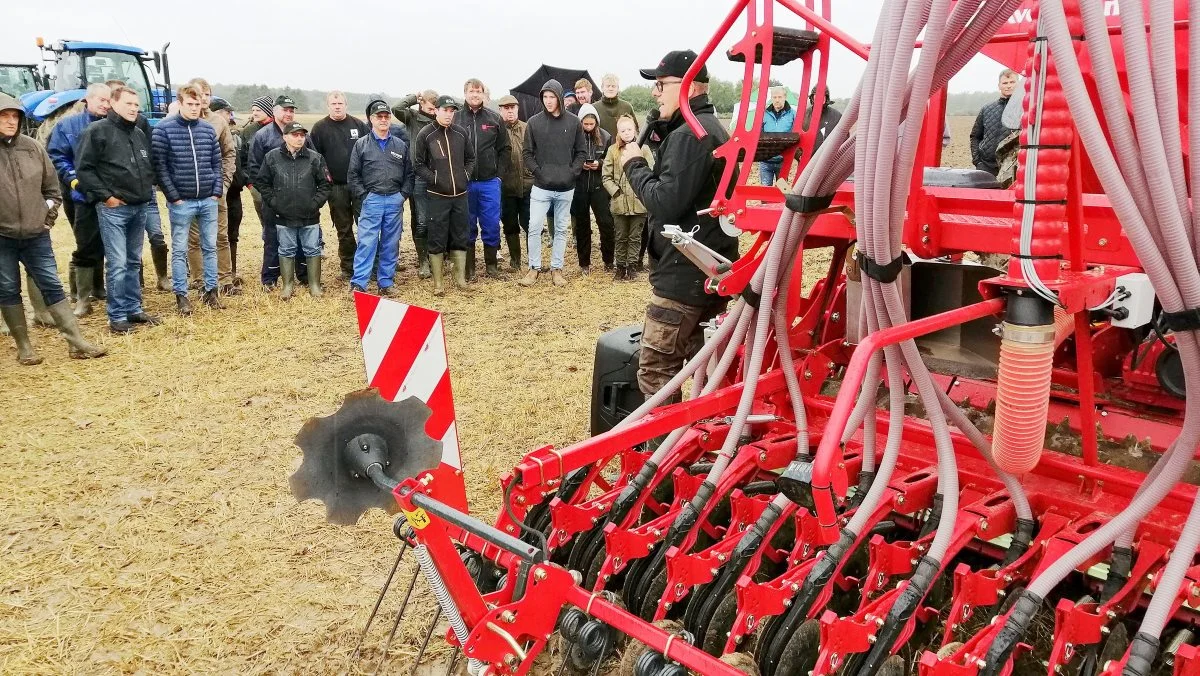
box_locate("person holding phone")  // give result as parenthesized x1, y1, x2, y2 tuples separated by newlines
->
(571, 104, 614, 275)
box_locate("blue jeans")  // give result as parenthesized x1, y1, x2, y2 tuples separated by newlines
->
(353, 191, 405, 290)
(167, 199, 218, 295)
(145, 189, 166, 248)
(759, 160, 781, 186)
(0, 232, 67, 307)
(528, 186, 573, 271)
(277, 225, 321, 258)
(467, 178, 502, 248)
(97, 202, 152, 322)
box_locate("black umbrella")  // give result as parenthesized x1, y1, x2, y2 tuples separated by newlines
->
(510, 64, 597, 121)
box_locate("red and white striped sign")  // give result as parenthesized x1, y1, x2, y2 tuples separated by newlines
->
(354, 292, 468, 512)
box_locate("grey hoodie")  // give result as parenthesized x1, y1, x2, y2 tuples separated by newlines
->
(521, 79, 587, 192)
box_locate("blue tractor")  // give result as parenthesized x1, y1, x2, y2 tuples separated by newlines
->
(21, 38, 173, 135)
(0, 63, 43, 98)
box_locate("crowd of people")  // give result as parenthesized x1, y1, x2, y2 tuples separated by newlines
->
(1, 50, 1016, 404)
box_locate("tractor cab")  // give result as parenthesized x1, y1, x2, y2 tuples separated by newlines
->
(23, 39, 172, 125)
(0, 64, 41, 98)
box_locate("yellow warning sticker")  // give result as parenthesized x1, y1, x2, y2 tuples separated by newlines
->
(401, 507, 431, 530)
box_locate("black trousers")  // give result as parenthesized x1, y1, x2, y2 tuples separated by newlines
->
(228, 186, 243, 246)
(501, 192, 530, 235)
(571, 186, 615, 269)
(327, 183, 361, 275)
(426, 193, 470, 255)
(70, 199, 103, 269)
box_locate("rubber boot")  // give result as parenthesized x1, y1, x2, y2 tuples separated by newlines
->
(26, 274, 55, 326)
(69, 260, 78, 303)
(450, 250, 469, 291)
(46, 300, 106, 359)
(230, 241, 243, 286)
(93, 265, 105, 300)
(429, 253, 446, 296)
(416, 236, 432, 279)
(484, 246, 502, 278)
(279, 257, 296, 300)
(0, 310, 8, 335)
(151, 244, 170, 292)
(465, 246, 477, 282)
(1, 305, 42, 365)
(307, 256, 323, 298)
(505, 232, 522, 271)
(74, 266, 95, 317)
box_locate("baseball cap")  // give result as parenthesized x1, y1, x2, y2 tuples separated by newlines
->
(275, 95, 297, 109)
(366, 99, 391, 117)
(209, 97, 232, 113)
(435, 95, 460, 110)
(497, 94, 518, 107)
(283, 121, 308, 134)
(563, 90, 577, 100)
(640, 49, 709, 83)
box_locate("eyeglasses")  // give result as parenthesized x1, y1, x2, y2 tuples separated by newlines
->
(653, 79, 684, 93)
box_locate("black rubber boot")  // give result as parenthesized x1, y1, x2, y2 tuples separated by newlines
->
(484, 246, 503, 278)
(465, 246, 477, 282)
(505, 232, 522, 271)
(93, 265, 105, 300)
(151, 243, 170, 292)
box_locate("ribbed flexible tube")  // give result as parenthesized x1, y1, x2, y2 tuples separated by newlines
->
(992, 322, 1057, 474)
(414, 544, 484, 675)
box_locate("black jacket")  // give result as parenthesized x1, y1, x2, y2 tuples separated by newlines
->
(454, 105, 510, 182)
(412, 122, 475, 198)
(970, 96, 1013, 175)
(75, 112, 156, 205)
(576, 127, 611, 193)
(523, 80, 587, 192)
(310, 115, 370, 184)
(625, 95, 738, 308)
(256, 146, 331, 227)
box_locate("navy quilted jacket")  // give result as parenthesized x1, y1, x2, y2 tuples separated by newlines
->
(151, 115, 223, 202)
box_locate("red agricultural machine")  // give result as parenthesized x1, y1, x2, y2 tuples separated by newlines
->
(290, 0, 1200, 674)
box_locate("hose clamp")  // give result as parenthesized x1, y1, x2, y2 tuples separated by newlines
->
(1000, 323, 1056, 344)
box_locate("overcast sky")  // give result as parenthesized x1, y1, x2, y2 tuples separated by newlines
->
(6, 0, 1014, 102)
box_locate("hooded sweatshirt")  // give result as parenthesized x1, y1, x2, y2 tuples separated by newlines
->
(522, 80, 587, 192)
(0, 93, 62, 239)
(574, 104, 612, 193)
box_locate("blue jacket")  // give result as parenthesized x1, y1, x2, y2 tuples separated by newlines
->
(47, 110, 105, 185)
(151, 115, 223, 202)
(761, 102, 796, 164)
(247, 120, 314, 185)
(348, 129, 414, 201)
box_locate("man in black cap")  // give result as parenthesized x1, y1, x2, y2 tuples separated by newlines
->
(248, 94, 315, 289)
(256, 121, 330, 300)
(242, 95, 274, 243)
(347, 100, 413, 295)
(620, 49, 738, 399)
(310, 91, 370, 280)
(412, 95, 474, 296)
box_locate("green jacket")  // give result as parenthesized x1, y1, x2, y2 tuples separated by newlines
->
(593, 96, 636, 138)
(602, 142, 653, 216)
(392, 94, 436, 147)
(501, 119, 533, 197)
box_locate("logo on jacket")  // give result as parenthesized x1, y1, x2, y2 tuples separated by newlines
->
(390, 151, 404, 160)
(140, 149, 148, 159)
(351, 129, 359, 139)
(481, 124, 497, 131)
